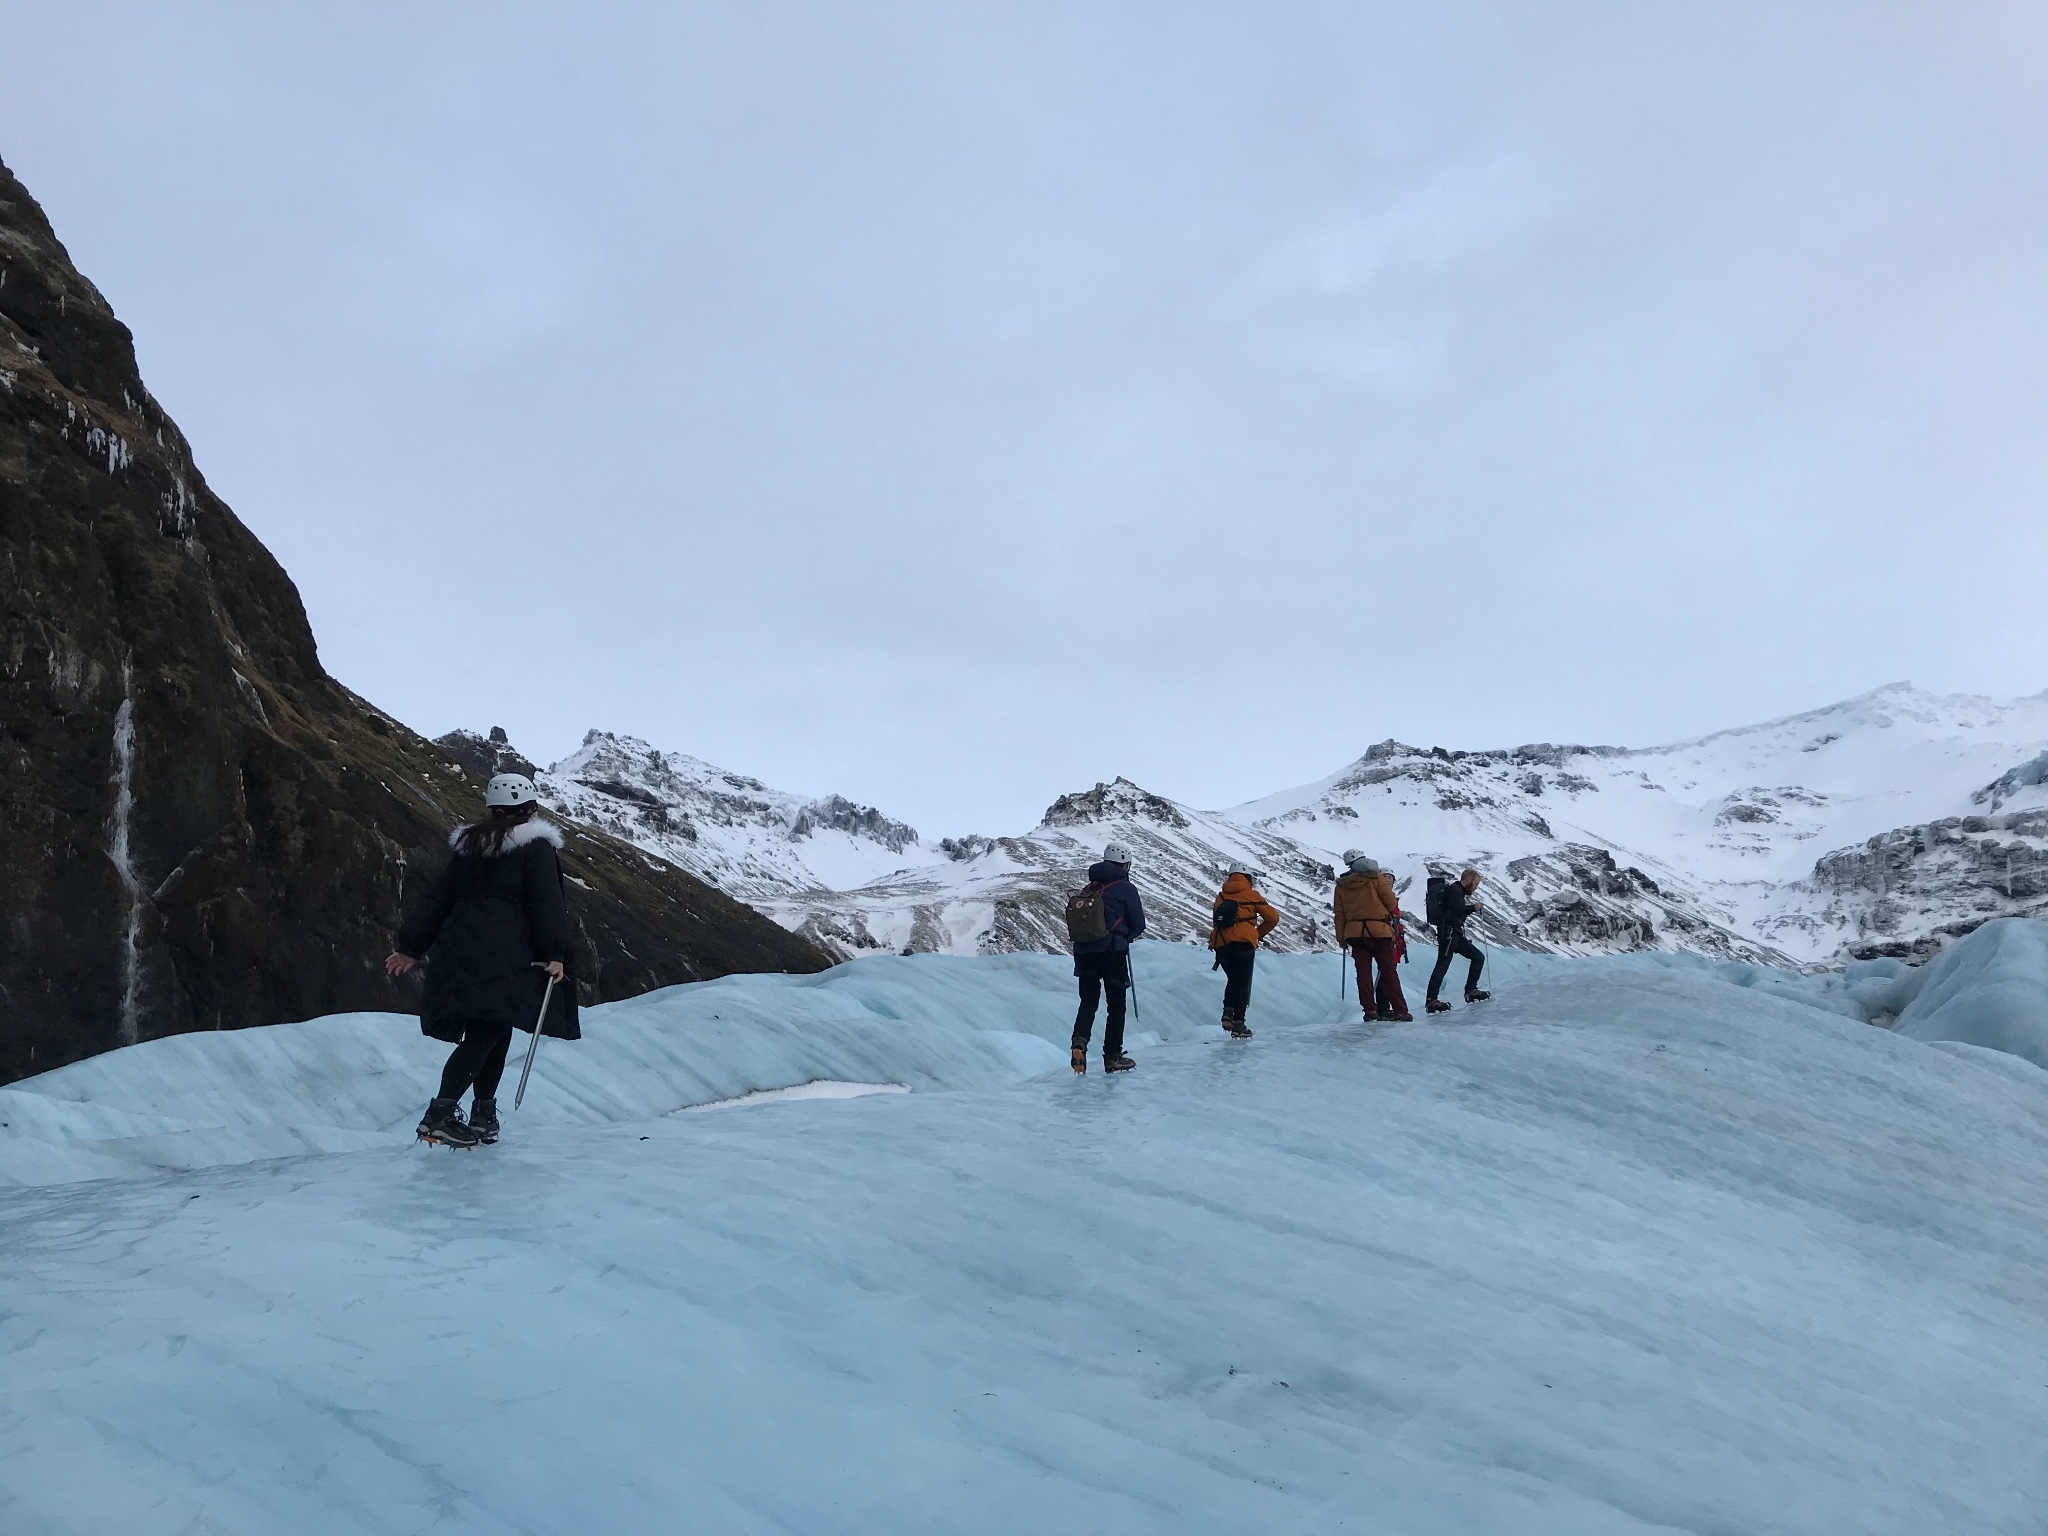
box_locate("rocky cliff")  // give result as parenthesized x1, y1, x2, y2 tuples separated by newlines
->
(0, 158, 829, 1082)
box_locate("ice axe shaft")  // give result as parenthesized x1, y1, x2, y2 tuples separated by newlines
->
(514, 968, 558, 1110)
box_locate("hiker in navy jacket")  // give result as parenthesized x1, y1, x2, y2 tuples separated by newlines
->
(1071, 843, 1146, 1074)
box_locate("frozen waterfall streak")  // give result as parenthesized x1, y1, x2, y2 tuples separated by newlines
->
(109, 666, 143, 1046)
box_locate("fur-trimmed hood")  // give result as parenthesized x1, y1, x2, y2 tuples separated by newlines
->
(446, 818, 564, 857)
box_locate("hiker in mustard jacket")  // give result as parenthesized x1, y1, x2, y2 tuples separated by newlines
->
(1210, 864, 1280, 1038)
(1334, 851, 1412, 1022)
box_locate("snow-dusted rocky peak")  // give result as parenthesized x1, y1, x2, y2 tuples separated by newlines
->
(531, 731, 925, 902)
(784, 777, 1339, 959)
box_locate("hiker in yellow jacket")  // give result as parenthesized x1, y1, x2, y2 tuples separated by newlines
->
(1211, 864, 1281, 1038)
(1333, 851, 1412, 1021)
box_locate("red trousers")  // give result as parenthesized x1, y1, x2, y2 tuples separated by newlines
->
(1349, 936, 1408, 1017)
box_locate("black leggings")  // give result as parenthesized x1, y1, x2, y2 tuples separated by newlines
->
(437, 1026, 514, 1103)
(1215, 941, 1256, 1015)
(1428, 933, 1486, 999)
(1073, 950, 1129, 1058)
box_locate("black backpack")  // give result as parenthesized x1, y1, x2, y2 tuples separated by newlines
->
(1065, 882, 1110, 946)
(1425, 875, 1452, 928)
(1212, 897, 1240, 934)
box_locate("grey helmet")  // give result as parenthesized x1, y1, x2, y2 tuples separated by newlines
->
(486, 773, 540, 808)
(1102, 842, 1134, 866)
(1346, 853, 1380, 875)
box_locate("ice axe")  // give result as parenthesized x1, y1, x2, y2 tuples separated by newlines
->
(514, 964, 559, 1111)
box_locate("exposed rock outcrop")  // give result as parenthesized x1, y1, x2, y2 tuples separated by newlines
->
(1808, 812, 2048, 962)
(434, 726, 539, 782)
(0, 158, 829, 1081)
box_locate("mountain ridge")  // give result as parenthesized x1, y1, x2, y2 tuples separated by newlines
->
(491, 680, 2048, 969)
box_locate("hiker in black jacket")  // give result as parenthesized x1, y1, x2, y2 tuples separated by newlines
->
(1426, 867, 1490, 1013)
(1069, 842, 1146, 1074)
(387, 774, 581, 1146)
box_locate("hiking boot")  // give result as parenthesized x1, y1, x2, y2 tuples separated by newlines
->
(1104, 1053, 1137, 1072)
(468, 1097, 500, 1145)
(1426, 998, 1453, 1015)
(416, 1097, 480, 1148)
(1071, 1046, 1087, 1075)
(1221, 1009, 1252, 1039)
(1465, 990, 1491, 1004)
(1389, 1011, 1414, 1023)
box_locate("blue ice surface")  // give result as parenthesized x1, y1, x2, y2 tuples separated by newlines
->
(3, 931, 2048, 1532)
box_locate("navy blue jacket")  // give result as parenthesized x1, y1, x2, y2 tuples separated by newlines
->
(1073, 861, 1147, 955)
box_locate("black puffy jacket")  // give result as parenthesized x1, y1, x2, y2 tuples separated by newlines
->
(398, 820, 581, 1042)
(1072, 860, 1147, 956)
(1437, 884, 1479, 938)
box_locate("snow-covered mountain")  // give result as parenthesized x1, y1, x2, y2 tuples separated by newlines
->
(1234, 683, 2048, 965)
(463, 682, 2048, 968)
(535, 730, 927, 898)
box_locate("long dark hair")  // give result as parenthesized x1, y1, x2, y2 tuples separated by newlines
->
(456, 801, 539, 859)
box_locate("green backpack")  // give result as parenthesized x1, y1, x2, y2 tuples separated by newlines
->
(1065, 882, 1110, 946)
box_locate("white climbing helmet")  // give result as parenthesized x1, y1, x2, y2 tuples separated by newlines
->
(485, 773, 540, 808)
(1103, 842, 1134, 866)
(1340, 848, 1366, 866)
(1227, 860, 1255, 877)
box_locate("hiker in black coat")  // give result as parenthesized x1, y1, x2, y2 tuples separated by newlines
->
(1426, 867, 1490, 1012)
(387, 775, 580, 1146)
(1071, 842, 1146, 1074)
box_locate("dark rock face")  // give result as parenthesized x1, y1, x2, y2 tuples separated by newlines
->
(434, 726, 539, 781)
(1496, 844, 1783, 962)
(0, 158, 830, 1082)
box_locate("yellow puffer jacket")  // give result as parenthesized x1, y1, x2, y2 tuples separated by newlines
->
(1333, 870, 1401, 941)
(1210, 873, 1280, 949)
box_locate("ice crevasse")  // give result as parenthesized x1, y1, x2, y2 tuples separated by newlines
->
(2, 924, 2048, 1532)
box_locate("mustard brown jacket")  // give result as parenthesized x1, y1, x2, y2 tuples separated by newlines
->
(1211, 873, 1281, 949)
(1333, 869, 1402, 942)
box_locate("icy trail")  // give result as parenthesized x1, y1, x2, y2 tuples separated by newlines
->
(5, 939, 2048, 1531)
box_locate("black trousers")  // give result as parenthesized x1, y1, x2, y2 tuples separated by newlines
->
(1215, 941, 1256, 1016)
(1072, 950, 1129, 1058)
(437, 1025, 514, 1103)
(1428, 932, 1486, 999)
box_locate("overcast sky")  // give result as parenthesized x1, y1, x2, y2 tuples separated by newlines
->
(5, 2, 2046, 836)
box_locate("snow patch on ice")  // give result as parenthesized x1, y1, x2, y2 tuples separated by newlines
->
(680, 1079, 910, 1112)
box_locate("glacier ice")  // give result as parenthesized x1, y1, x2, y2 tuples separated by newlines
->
(4, 931, 2048, 1531)
(1895, 916, 2048, 1066)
